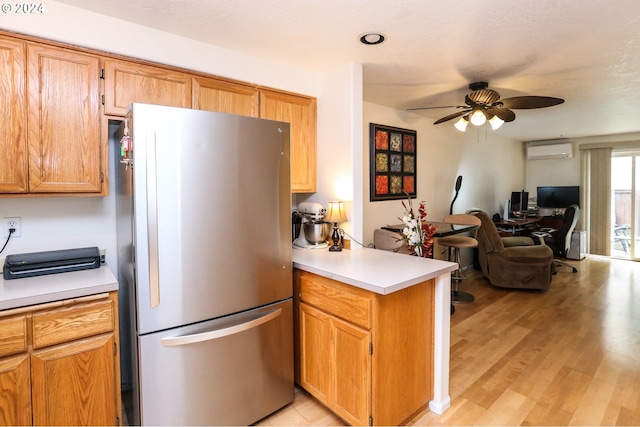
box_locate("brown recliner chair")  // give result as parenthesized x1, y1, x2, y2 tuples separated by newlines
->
(472, 210, 554, 290)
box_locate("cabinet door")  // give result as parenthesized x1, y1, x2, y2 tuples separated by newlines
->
(332, 316, 371, 427)
(299, 302, 332, 403)
(260, 90, 316, 193)
(104, 59, 192, 116)
(0, 36, 28, 193)
(299, 302, 371, 426)
(27, 44, 103, 193)
(0, 355, 31, 426)
(31, 334, 118, 426)
(192, 76, 259, 117)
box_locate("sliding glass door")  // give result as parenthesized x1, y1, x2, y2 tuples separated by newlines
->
(611, 152, 640, 260)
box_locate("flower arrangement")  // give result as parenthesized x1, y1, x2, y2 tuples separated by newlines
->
(399, 194, 437, 257)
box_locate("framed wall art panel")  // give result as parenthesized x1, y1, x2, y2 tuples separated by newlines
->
(369, 123, 417, 201)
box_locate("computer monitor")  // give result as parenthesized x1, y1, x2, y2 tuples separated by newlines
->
(510, 190, 529, 216)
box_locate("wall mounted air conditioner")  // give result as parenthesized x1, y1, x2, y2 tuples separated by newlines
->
(526, 142, 574, 160)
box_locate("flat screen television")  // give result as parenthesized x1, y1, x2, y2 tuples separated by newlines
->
(536, 186, 580, 208)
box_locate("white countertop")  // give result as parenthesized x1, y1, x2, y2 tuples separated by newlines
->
(292, 247, 457, 295)
(0, 265, 118, 310)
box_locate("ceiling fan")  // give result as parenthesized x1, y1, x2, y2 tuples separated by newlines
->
(408, 82, 564, 131)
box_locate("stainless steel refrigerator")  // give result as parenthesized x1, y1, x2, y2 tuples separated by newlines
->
(115, 103, 293, 426)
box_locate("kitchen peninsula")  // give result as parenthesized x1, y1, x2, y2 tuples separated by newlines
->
(292, 247, 456, 426)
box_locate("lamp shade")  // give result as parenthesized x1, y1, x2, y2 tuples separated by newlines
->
(470, 110, 486, 126)
(325, 201, 347, 223)
(454, 116, 469, 132)
(489, 115, 504, 130)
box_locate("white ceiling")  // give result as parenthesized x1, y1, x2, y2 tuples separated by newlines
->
(57, 0, 640, 141)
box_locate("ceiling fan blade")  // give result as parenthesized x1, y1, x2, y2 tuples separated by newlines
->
(487, 107, 516, 122)
(468, 88, 501, 105)
(433, 110, 471, 125)
(500, 96, 564, 109)
(407, 105, 466, 111)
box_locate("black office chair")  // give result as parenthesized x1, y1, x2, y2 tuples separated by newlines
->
(534, 204, 580, 273)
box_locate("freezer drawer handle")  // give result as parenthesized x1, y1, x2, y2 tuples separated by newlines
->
(160, 308, 282, 347)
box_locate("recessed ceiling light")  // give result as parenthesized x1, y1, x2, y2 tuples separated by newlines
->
(359, 33, 385, 45)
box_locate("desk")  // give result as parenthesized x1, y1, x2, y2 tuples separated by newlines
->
(494, 217, 541, 236)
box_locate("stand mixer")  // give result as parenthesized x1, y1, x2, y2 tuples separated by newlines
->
(293, 202, 330, 249)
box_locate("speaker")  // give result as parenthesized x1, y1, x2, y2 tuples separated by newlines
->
(503, 199, 510, 220)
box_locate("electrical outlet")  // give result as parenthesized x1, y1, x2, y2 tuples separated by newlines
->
(3, 217, 21, 238)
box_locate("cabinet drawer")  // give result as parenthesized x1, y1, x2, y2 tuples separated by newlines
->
(31, 299, 115, 349)
(0, 316, 27, 357)
(299, 274, 371, 329)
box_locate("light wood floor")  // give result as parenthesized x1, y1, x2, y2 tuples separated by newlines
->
(257, 255, 640, 426)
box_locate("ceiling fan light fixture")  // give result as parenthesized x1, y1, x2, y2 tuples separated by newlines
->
(470, 110, 486, 126)
(454, 116, 469, 132)
(489, 115, 504, 130)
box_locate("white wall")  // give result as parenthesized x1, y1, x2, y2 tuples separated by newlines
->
(294, 62, 364, 244)
(526, 155, 581, 189)
(363, 102, 526, 248)
(0, 1, 357, 270)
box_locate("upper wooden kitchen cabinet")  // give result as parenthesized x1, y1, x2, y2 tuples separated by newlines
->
(0, 37, 28, 193)
(2, 30, 317, 195)
(260, 89, 317, 193)
(0, 35, 105, 196)
(27, 43, 104, 194)
(192, 76, 259, 117)
(103, 58, 192, 116)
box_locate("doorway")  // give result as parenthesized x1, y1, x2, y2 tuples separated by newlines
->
(611, 153, 640, 260)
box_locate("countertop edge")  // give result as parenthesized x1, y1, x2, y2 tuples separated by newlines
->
(0, 283, 118, 311)
(292, 248, 457, 295)
(0, 265, 118, 311)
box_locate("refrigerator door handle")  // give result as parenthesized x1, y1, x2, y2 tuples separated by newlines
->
(160, 308, 283, 347)
(147, 133, 160, 308)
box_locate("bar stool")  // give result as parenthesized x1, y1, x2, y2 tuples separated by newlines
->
(437, 214, 481, 304)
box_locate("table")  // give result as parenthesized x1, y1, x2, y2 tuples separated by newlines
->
(382, 222, 479, 261)
(382, 221, 479, 237)
(493, 217, 541, 236)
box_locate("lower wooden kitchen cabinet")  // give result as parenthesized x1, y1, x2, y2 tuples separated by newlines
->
(0, 291, 121, 426)
(294, 269, 434, 426)
(299, 302, 371, 425)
